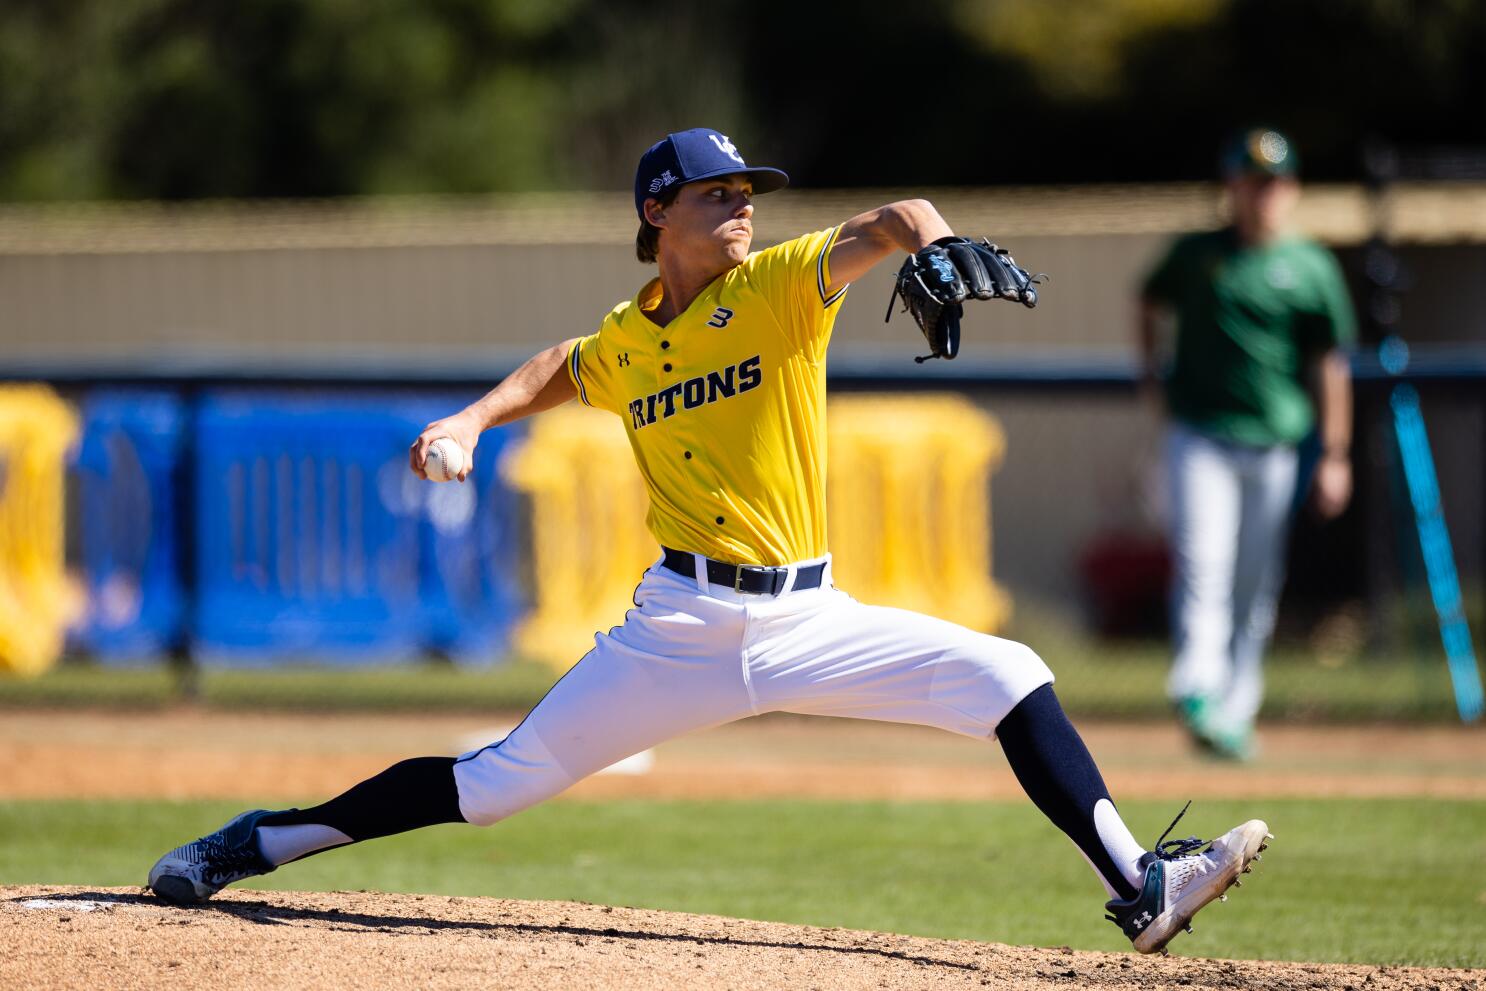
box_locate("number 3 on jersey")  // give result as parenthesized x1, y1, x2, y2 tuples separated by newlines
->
(707, 306, 735, 329)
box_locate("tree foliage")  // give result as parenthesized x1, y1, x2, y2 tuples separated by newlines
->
(0, 0, 1481, 200)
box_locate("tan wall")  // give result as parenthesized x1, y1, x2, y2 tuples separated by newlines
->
(3, 183, 1483, 368)
(0, 236, 1172, 367)
(19, 233, 1482, 364)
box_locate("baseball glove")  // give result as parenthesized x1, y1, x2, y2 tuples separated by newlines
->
(885, 236, 1044, 362)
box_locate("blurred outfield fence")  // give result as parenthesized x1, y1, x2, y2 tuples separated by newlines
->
(0, 362, 1479, 687)
(0, 385, 1010, 675)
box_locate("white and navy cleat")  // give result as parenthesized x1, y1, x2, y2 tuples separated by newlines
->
(147, 809, 279, 905)
(1105, 805, 1272, 955)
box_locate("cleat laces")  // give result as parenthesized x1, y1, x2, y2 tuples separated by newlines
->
(200, 832, 266, 887)
(1151, 801, 1217, 888)
(171, 830, 267, 888)
(1151, 800, 1208, 860)
(1104, 801, 1215, 928)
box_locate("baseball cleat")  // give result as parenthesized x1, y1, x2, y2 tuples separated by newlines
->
(147, 809, 279, 905)
(1105, 804, 1272, 955)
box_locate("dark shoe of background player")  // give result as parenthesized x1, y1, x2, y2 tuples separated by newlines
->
(1175, 696, 1255, 762)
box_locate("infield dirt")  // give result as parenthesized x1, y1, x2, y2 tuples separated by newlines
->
(4, 885, 1482, 991)
(3, 708, 1483, 801)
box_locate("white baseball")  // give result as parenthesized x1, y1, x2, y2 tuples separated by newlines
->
(426, 437, 467, 482)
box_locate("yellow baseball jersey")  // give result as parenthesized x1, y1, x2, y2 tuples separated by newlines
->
(566, 227, 848, 566)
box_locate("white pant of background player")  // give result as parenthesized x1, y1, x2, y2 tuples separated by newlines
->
(1165, 422, 1299, 732)
(453, 554, 1054, 825)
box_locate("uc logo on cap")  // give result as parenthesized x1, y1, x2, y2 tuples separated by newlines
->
(709, 134, 744, 165)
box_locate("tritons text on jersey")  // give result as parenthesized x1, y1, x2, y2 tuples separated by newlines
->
(626, 354, 762, 430)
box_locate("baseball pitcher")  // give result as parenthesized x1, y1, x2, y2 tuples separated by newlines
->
(148, 128, 1270, 955)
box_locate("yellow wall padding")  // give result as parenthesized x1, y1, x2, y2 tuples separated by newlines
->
(826, 394, 1010, 635)
(502, 395, 1009, 671)
(499, 404, 658, 669)
(0, 385, 80, 676)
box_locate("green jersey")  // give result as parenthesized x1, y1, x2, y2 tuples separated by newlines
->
(1143, 228, 1356, 447)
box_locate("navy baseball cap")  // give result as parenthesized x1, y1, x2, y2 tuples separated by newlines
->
(1220, 128, 1299, 178)
(634, 128, 789, 219)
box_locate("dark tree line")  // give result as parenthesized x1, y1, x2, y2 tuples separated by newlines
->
(1, 0, 1481, 200)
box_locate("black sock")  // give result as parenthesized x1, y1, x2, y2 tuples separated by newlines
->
(996, 684, 1140, 901)
(259, 756, 467, 842)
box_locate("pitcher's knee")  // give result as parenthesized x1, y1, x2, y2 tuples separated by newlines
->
(926, 635, 1053, 735)
(972, 637, 1055, 710)
(451, 736, 577, 827)
(975, 636, 1052, 679)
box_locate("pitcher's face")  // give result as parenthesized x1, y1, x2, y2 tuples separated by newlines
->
(648, 175, 755, 270)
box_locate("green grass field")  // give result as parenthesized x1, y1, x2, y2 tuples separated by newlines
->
(3, 797, 1481, 968)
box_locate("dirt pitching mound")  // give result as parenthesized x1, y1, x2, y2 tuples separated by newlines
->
(4, 886, 1478, 991)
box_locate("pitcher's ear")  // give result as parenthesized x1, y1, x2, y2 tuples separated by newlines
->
(643, 198, 669, 228)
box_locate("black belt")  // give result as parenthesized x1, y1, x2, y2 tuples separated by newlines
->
(661, 546, 825, 595)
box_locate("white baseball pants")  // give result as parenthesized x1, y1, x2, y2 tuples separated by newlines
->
(453, 553, 1054, 825)
(1165, 423, 1298, 730)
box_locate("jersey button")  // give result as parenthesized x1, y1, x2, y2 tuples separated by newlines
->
(663, 363, 673, 372)
(661, 340, 670, 349)
(684, 451, 692, 460)
(715, 516, 725, 525)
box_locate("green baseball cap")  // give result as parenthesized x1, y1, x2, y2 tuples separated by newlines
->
(1220, 128, 1298, 178)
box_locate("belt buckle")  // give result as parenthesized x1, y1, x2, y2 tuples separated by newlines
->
(733, 563, 746, 593)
